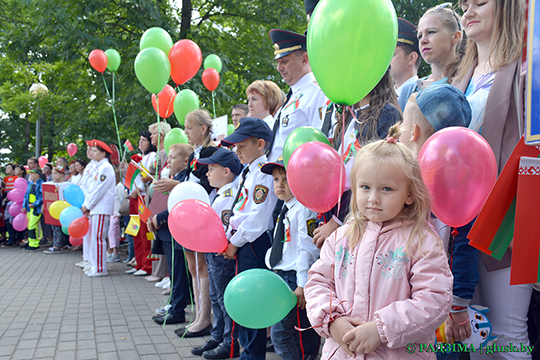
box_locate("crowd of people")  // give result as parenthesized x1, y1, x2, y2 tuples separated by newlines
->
(0, 0, 537, 359)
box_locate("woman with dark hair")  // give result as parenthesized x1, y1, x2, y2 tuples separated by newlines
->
(14, 165, 27, 179)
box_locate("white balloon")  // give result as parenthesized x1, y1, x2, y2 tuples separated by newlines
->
(167, 182, 210, 212)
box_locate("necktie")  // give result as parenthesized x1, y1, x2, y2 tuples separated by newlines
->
(226, 166, 250, 232)
(268, 88, 293, 155)
(269, 205, 289, 268)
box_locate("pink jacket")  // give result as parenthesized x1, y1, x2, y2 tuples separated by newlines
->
(305, 219, 453, 359)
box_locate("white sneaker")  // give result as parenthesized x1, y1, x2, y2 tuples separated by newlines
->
(133, 269, 148, 276)
(154, 304, 171, 316)
(75, 261, 89, 268)
(162, 281, 171, 289)
(84, 265, 92, 272)
(87, 272, 108, 277)
(107, 254, 121, 263)
(125, 268, 137, 274)
(155, 277, 170, 288)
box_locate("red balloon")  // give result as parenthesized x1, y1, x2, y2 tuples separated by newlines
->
(169, 40, 202, 85)
(69, 237, 83, 246)
(151, 85, 176, 118)
(68, 216, 89, 239)
(67, 143, 78, 157)
(38, 156, 48, 168)
(418, 127, 497, 228)
(202, 68, 220, 91)
(89, 49, 108, 73)
(287, 141, 346, 213)
(168, 199, 228, 252)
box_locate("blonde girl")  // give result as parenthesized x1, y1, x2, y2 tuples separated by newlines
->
(305, 126, 452, 359)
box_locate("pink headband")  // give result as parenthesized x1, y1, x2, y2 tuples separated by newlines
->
(386, 136, 398, 144)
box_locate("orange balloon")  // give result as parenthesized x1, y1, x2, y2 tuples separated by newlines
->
(169, 40, 202, 85)
(89, 49, 108, 73)
(151, 85, 176, 118)
(202, 68, 220, 92)
(68, 216, 89, 239)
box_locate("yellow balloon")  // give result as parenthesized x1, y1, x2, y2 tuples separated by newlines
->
(49, 201, 70, 220)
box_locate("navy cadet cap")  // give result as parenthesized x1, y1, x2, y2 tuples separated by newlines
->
(268, 29, 307, 60)
(221, 117, 273, 147)
(397, 18, 420, 54)
(197, 147, 243, 176)
(260, 156, 285, 175)
(304, 0, 319, 16)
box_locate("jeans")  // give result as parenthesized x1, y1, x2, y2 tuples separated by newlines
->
(163, 240, 189, 319)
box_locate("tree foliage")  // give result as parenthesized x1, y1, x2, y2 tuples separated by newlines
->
(0, 0, 441, 166)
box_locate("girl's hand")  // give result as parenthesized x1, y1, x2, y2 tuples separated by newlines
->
(329, 317, 363, 357)
(313, 218, 340, 250)
(444, 311, 471, 343)
(343, 321, 381, 355)
(29, 204, 34, 208)
(129, 187, 139, 199)
(294, 287, 306, 309)
(154, 178, 179, 194)
(220, 243, 238, 260)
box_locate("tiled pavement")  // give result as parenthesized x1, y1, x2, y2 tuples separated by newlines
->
(0, 246, 283, 360)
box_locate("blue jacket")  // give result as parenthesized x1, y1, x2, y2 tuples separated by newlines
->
(23, 178, 44, 215)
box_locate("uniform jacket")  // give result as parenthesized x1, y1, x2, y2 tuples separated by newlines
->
(305, 220, 453, 359)
(82, 158, 115, 216)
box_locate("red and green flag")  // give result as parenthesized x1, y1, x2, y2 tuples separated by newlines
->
(124, 160, 141, 191)
(138, 197, 152, 223)
(124, 139, 134, 153)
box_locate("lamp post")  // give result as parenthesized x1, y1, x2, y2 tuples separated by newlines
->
(29, 83, 49, 158)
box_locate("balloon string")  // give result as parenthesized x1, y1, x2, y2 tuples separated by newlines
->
(101, 73, 122, 161)
(162, 234, 175, 329)
(335, 106, 348, 220)
(156, 98, 160, 172)
(211, 91, 216, 118)
(195, 252, 201, 318)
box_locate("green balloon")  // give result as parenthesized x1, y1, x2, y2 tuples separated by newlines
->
(140, 27, 174, 55)
(62, 225, 69, 236)
(134, 48, 171, 94)
(204, 54, 222, 73)
(307, 0, 397, 106)
(224, 269, 297, 329)
(283, 126, 331, 168)
(105, 49, 121, 72)
(173, 89, 199, 126)
(164, 128, 189, 155)
(227, 124, 235, 136)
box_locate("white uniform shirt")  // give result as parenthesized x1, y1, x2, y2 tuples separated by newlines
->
(265, 197, 319, 287)
(113, 182, 127, 216)
(79, 160, 98, 196)
(268, 72, 327, 162)
(211, 182, 236, 231)
(262, 114, 275, 129)
(82, 158, 115, 216)
(229, 155, 278, 247)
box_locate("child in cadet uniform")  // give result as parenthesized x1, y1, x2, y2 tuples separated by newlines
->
(193, 147, 242, 359)
(219, 117, 278, 360)
(22, 168, 45, 251)
(81, 140, 115, 277)
(261, 157, 321, 360)
(44, 165, 69, 254)
(147, 143, 193, 325)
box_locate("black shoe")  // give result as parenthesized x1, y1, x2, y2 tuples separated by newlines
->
(175, 324, 212, 338)
(19, 242, 29, 248)
(152, 313, 185, 325)
(24, 246, 39, 251)
(203, 342, 240, 359)
(266, 337, 274, 352)
(191, 339, 221, 356)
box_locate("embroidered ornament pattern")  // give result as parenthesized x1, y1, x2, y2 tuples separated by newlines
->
(335, 245, 355, 278)
(376, 246, 409, 280)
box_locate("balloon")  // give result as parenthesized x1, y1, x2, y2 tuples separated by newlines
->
(68, 217, 89, 239)
(8, 202, 22, 217)
(105, 49, 121, 72)
(227, 124, 235, 136)
(64, 184, 85, 208)
(67, 143, 78, 157)
(202, 68, 220, 92)
(283, 126, 331, 168)
(204, 54, 222, 73)
(418, 127, 497, 228)
(164, 128, 189, 155)
(13, 178, 27, 191)
(287, 142, 346, 213)
(307, 0, 397, 105)
(12, 213, 28, 231)
(151, 84, 176, 118)
(139, 27, 174, 55)
(62, 226, 70, 235)
(59, 206, 84, 228)
(70, 237, 83, 246)
(167, 182, 210, 212)
(169, 39, 202, 85)
(7, 188, 25, 203)
(168, 199, 228, 252)
(38, 156, 48, 168)
(49, 200, 70, 220)
(134, 47, 171, 94)
(173, 89, 199, 126)
(224, 269, 297, 329)
(88, 49, 108, 73)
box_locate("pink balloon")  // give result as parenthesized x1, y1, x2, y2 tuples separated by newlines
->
(12, 213, 28, 231)
(13, 178, 27, 191)
(287, 141, 346, 213)
(38, 156, 48, 168)
(69, 237, 83, 246)
(67, 143, 78, 157)
(168, 199, 228, 252)
(8, 202, 23, 217)
(418, 127, 497, 228)
(8, 188, 25, 203)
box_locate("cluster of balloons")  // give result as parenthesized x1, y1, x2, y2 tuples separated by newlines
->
(89, 49, 122, 73)
(7, 178, 29, 231)
(49, 184, 89, 244)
